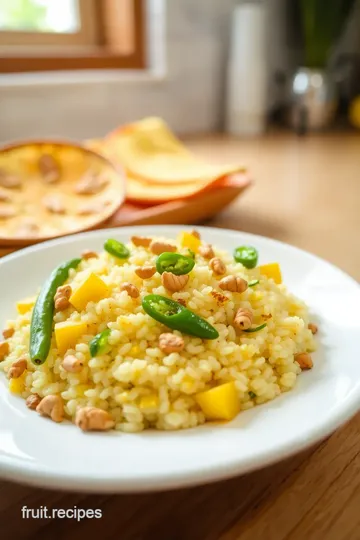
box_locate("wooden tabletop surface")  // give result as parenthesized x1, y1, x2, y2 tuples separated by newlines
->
(1, 132, 360, 540)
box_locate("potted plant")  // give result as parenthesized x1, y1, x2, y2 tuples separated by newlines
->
(287, 0, 356, 133)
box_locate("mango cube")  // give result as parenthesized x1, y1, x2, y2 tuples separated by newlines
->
(9, 375, 25, 395)
(16, 296, 36, 315)
(69, 273, 109, 311)
(178, 231, 201, 254)
(259, 263, 282, 284)
(195, 381, 240, 421)
(139, 394, 159, 411)
(54, 321, 89, 354)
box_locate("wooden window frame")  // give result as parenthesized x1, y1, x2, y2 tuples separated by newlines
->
(0, 0, 146, 73)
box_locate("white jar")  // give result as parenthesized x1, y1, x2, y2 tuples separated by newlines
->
(226, 1, 268, 136)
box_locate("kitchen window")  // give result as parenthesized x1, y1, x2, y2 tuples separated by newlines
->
(0, 0, 146, 73)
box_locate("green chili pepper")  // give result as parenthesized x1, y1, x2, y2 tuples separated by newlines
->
(156, 252, 195, 275)
(249, 391, 257, 399)
(104, 239, 130, 259)
(187, 249, 195, 260)
(234, 246, 258, 269)
(243, 323, 267, 333)
(142, 294, 219, 340)
(89, 328, 111, 357)
(248, 279, 259, 287)
(30, 258, 82, 365)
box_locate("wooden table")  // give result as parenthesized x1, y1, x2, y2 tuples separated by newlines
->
(2, 132, 360, 540)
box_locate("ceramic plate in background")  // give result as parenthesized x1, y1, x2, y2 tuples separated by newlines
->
(0, 140, 126, 246)
(0, 225, 359, 492)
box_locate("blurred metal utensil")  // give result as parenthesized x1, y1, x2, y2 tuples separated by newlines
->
(286, 67, 338, 134)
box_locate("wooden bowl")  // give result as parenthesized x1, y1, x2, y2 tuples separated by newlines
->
(0, 140, 126, 247)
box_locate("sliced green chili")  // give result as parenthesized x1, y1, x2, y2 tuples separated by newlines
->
(249, 391, 257, 399)
(243, 323, 267, 333)
(104, 239, 130, 259)
(142, 294, 219, 340)
(248, 279, 259, 287)
(30, 258, 82, 365)
(156, 252, 195, 275)
(187, 249, 196, 260)
(89, 328, 111, 357)
(234, 246, 258, 269)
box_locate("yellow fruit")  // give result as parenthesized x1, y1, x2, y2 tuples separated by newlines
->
(54, 321, 89, 354)
(76, 384, 91, 396)
(70, 273, 109, 311)
(259, 263, 282, 284)
(349, 96, 360, 129)
(195, 381, 240, 421)
(139, 394, 159, 411)
(16, 296, 36, 314)
(9, 375, 25, 394)
(178, 231, 201, 253)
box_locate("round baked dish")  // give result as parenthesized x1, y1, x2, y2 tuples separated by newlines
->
(0, 140, 126, 246)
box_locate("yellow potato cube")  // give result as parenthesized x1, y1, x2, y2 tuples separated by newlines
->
(139, 394, 159, 411)
(259, 263, 282, 284)
(195, 381, 240, 421)
(16, 296, 36, 315)
(9, 375, 25, 395)
(178, 231, 201, 254)
(54, 321, 89, 355)
(69, 273, 109, 311)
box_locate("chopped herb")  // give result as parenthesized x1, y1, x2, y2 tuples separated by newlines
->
(249, 391, 256, 399)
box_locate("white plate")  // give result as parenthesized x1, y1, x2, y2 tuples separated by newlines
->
(0, 225, 360, 493)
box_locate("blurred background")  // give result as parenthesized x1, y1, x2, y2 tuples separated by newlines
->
(1, 0, 360, 139)
(0, 0, 359, 277)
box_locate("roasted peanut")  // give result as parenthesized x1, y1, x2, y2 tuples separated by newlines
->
(75, 171, 107, 195)
(2, 327, 14, 339)
(135, 265, 156, 279)
(36, 395, 64, 422)
(150, 240, 177, 255)
(199, 244, 215, 259)
(62, 355, 83, 373)
(39, 154, 60, 184)
(81, 249, 98, 260)
(26, 394, 42, 410)
(42, 194, 65, 214)
(161, 272, 189, 292)
(0, 341, 10, 361)
(295, 352, 313, 370)
(120, 282, 140, 298)
(190, 229, 201, 240)
(8, 357, 27, 379)
(15, 220, 39, 237)
(219, 275, 248, 293)
(77, 201, 108, 216)
(308, 323, 318, 335)
(209, 257, 226, 276)
(75, 406, 115, 431)
(0, 189, 10, 202)
(0, 168, 21, 189)
(54, 285, 72, 311)
(233, 308, 253, 330)
(210, 290, 229, 306)
(0, 206, 16, 219)
(131, 236, 152, 248)
(159, 333, 185, 353)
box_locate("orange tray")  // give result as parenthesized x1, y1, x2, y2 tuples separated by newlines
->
(0, 173, 251, 258)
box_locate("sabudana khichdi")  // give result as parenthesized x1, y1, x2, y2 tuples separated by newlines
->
(0, 230, 317, 432)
